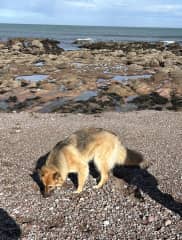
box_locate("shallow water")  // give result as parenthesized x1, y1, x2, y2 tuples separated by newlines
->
(0, 101, 8, 111)
(60, 85, 67, 92)
(125, 95, 139, 102)
(74, 90, 97, 101)
(39, 98, 67, 113)
(112, 74, 152, 82)
(15, 74, 49, 82)
(33, 61, 45, 67)
(97, 78, 110, 84)
(103, 65, 127, 73)
(72, 62, 85, 68)
(117, 103, 138, 112)
(39, 91, 98, 113)
(97, 74, 152, 88)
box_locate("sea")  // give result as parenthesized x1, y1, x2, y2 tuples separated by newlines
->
(0, 23, 182, 50)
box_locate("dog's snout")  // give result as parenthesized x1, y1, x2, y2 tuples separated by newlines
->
(42, 188, 55, 198)
(42, 192, 51, 198)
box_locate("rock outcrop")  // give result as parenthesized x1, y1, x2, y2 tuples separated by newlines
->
(6, 38, 64, 55)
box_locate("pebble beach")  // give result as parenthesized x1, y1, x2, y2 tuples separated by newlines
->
(0, 111, 181, 239)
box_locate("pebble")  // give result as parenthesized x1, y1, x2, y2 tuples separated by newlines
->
(165, 219, 172, 226)
(103, 220, 110, 226)
(148, 215, 156, 223)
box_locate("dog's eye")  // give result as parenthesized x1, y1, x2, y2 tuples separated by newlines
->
(48, 186, 53, 189)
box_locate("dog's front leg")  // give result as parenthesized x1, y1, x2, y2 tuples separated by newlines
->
(74, 165, 89, 193)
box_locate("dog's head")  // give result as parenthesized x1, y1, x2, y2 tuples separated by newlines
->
(38, 166, 63, 197)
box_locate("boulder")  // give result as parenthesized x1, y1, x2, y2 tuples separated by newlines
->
(21, 80, 29, 87)
(170, 70, 182, 85)
(152, 71, 169, 82)
(48, 54, 57, 60)
(170, 70, 182, 94)
(171, 95, 182, 110)
(11, 81, 22, 88)
(6, 38, 64, 55)
(131, 92, 168, 110)
(108, 83, 134, 97)
(40, 82, 57, 90)
(12, 42, 23, 51)
(167, 42, 182, 56)
(127, 51, 137, 58)
(32, 39, 44, 49)
(149, 58, 160, 67)
(127, 64, 143, 72)
(132, 81, 153, 95)
(111, 50, 124, 57)
(0, 42, 5, 49)
(80, 41, 166, 52)
(8, 96, 18, 102)
(156, 87, 171, 99)
(41, 38, 63, 54)
(73, 38, 94, 45)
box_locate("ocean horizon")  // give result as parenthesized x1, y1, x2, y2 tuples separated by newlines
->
(0, 23, 182, 50)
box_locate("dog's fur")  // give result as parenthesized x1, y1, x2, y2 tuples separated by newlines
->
(39, 128, 142, 195)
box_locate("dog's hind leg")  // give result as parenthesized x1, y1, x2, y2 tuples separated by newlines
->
(93, 144, 116, 189)
(93, 156, 109, 189)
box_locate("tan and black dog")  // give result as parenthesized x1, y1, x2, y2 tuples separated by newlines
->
(39, 128, 143, 196)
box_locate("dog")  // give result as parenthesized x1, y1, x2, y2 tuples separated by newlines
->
(38, 127, 143, 196)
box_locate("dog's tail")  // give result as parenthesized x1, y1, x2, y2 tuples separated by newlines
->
(117, 145, 144, 167)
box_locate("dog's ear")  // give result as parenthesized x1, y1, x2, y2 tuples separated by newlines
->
(37, 169, 41, 176)
(37, 169, 44, 177)
(53, 172, 61, 180)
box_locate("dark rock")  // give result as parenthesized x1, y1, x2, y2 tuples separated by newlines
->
(21, 80, 29, 87)
(167, 42, 182, 56)
(130, 92, 169, 110)
(107, 83, 134, 97)
(6, 38, 64, 55)
(80, 41, 182, 56)
(80, 41, 166, 53)
(171, 94, 182, 110)
(152, 71, 169, 82)
(41, 38, 63, 54)
(170, 69, 182, 81)
(8, 96, 18, 102)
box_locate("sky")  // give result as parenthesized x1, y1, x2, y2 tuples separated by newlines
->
(0, 0, 182, 28)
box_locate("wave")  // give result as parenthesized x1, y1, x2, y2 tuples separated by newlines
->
(160, 40, 175, 45)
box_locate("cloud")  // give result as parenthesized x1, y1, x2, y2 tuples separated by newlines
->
(63, 0, 96, 9)
(0, 0, 181, 27)
(143, 4, 182, 13)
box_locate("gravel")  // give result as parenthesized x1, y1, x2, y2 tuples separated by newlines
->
(0, 111, 181, 239)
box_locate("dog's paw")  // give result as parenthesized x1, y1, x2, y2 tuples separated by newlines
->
(93, 185, 100, 189)
(73, 189, 82, 194)
(140, 160, 151, 169)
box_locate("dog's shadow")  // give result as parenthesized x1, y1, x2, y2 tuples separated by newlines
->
(0, 208, 21, 240)
(31, 149, 182, 217)
(113, 149, 182, 217)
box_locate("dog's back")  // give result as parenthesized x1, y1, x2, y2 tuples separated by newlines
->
(47, 127, 126, 168)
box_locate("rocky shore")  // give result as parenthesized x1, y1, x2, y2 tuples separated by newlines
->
(0, 38, 182, 113)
